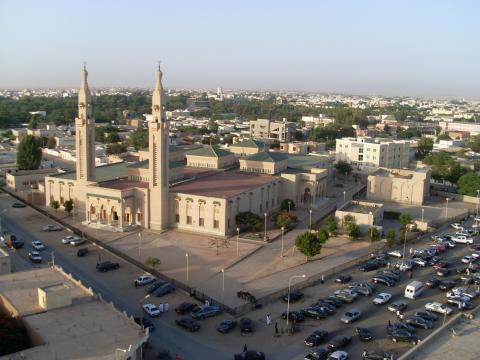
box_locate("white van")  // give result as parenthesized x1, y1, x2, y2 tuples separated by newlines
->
(404, 281, 424, 299)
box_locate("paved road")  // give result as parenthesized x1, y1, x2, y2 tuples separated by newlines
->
(0, 193, 228, 360)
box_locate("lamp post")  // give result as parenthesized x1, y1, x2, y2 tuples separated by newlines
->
(288, 201, 291, 213)
(402, 227, 408, 265)
(186, 253, 189, 281)
(236, 227, 240, 257)
(343, 191, 346, 203)
(421, 208, 425, 222)
(476, 190, 479, 216)
(286, 274, 306, 327)
(445, 198, 450, 219)
(221, 268, 225, 299)
(281, 226, 285, 257)
(309, 209, 312, 230)
(264, 213, 268, 241)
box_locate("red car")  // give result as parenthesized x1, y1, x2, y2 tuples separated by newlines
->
(434, 261, 448, 270)
(431, 244, 446, 253)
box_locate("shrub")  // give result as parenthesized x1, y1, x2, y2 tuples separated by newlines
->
(275, 211, 298, 228)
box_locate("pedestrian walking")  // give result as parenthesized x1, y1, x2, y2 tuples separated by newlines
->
(205, 299, 210, 306)
(243, 344, 248, 352)
(266, 314, 272, 325)
(321, 275, 324, 284)
(388, 319, 391, 327)
(409, 247, 413, 256)
(164, 302, 169, 312)
(275, 322, 278, 334)
(408, 270, 413, 279)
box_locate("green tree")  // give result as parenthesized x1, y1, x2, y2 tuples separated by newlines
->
(106, 143, 127, 155)
(236, 211, 263, 231)
(335, 161, 353, 177)
(28, 114, 39, 129)
(324, 215, 337, 235)
(50, 199, 60, 212)
(343, 214, 355, 227)
(46, 137, 56, 149)
(436, 133, 451, 141)
(368, 227, 380, 242)
(399, 213, 412, 228)
(347, 223, 360, 239)
(129, 128, 148, 150)
(474, 160, 480, 171)
(16, 134, 42, 170)
(275, 211, 298, 228)
(280, 199, 296, 211)
(468, 135, 480, 152)
(457, 172, 480, 196)
(63, 199, 74, 216)
(295, 231, 322, 261)
(416, 138, 433, 159)
(145, 257, 161, 272)
(386, 229, 396, 248)
(317, 227, 329, 244)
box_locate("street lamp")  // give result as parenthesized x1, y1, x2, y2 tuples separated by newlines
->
(281, 226, 285, 257)
(286, 274, 306, 327)
(402, 227, 408, 264)
(138, 232, 142, 259)
(264, 213, 268, 241)
(236, 227, 240, 257)
(476, 190, 479, 216)
(343, 191, 346, 203)
(421, 208, 425, 222)
(288, 201, 292, 213)
(221, 268, 225, 299)
(445, 198, 450, 219)
(186, 253, 189, 281)
(309, 209, 313, 230)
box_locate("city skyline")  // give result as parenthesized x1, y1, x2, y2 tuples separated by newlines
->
(1, 0, 479, 98)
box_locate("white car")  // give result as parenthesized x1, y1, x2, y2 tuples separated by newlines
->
(449, 287, 477, 299)
(373, 292, 392, 305)
(450, 223, 464, 230)
(425, 302, 452, 315)
(62, 235, 79, 244)
(70, 238, 86, 246)
(328, 351, 348, 360)
(411, 258, 427, 267)
(451, 235, 473, 244)
(472, 223, 480, 229)
(387, 250, 402, 258)
(472, 251, 480, 259)
(446, 292, 470, 303)
(32, 240, 45, 250)
(462, 255, 475, 264)
(143, 303, 161, 317)
(134, 275, 157, 286)
(474, 217, 480, 222)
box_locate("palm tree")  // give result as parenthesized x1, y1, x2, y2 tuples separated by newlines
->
(145, 257, 161, 272)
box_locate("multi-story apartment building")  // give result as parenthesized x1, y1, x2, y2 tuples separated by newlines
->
(335, 137, 411, 173)
(438, 121, 480, 136)
(249, 118, 296, 143)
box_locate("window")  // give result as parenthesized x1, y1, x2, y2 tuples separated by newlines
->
(213, 220, 219, 229)
(199, 217, 204, 226)
(358, 155, 363, 161)
(359, 147, 364, 153)
(186, 216, 192, 225)
(175, 214, 180, 223)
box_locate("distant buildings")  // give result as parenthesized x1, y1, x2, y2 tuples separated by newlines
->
(438, 121, 480, 136)
(249, 118, 296, 143)
(335, 137, 411, 173)
(367, 167, 431, 206)
(301, 115, 335, 128)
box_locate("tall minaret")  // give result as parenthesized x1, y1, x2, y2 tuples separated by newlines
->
(148, 63, 170, 230)
(75, 63, 96, 182)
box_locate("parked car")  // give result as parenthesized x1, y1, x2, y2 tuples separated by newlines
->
(77, 247, 89, 257)
(174, 302, 199, 315)
(142, 303, 161, 317)
(425, 302, 453, 315)
(404, 316, 433, 329)
(436, 268, 450, 277)
(134, 317, 155, 332)
(42, 224, 62, 231)
(281, 310, 305, 322)
(361, 350, 393, 360)
(134, 275, 157, 287)
(448, 287, 477, 299)
(28, 251, 42, 263)
(327, 335, 352, 351)
(191, 305, 221, 320)
(327, 351, 348, 360)
(304, 348, 330, 360)
(283, 290, 304, 303)
(323, 297, 343, 307)
(335, 274, 352, 284)
(340, 309, 361, 324)
(414, 311, 438, 322)
(373, 292, 392, 305)
(304, 329, 329, 347)
(387, 250, 402, 258)
(450, 223, 464, 230)
(145, 281, 166, 294)
(426, 278, 441, 288)
(239, 317, 254, 333)
(32, 240, 45, 250)
(359, 261, 381, 272)
(70, 237, 86, 246)
(302, 306, 328, 319)
(356, 327, 374, 341)
(388, 329, 420, 345)
(96, 261, 119, 272)
(350, 286, 373, 296)
(234, 351, 265, 360)
(462, 255, 476, 264)
(451, 235, 474, 245)
(12, 202, 26, 208)
(387, 322, 416, 334)
(371, 276, 395, 287)
(333, 290, 358, 303)
(387, 301, 407, 313)
(439, 280, 456, 291)
(175, 317, 200, 332)
(62, 235, 79, 244)
(217, 319, 237, 333)
(152, 282, 175, 297)
(411, 257, 427, 267)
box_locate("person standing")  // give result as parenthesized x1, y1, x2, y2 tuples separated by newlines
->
(275, 322, 278, 335)
(243, 344, 248, 352)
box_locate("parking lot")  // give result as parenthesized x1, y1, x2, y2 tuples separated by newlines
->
(2, 191, 479, 360)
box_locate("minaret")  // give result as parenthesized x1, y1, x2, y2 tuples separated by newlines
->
(75, 63, 96, 182)
(148, 63, 170, 230)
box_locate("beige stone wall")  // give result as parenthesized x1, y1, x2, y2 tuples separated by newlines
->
(186, 154, 235, 169)
(44, 176, 94, 215)
(335, 201, 384, 228)
(6, 170, 57, 192)
(229, 145, 261, 156)
(280, 169, 328, 207)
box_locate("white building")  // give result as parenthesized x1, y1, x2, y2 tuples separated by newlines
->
(249, 118, 296, 143)
(335, 137, 411, 173)
(438, 121, 480, 136)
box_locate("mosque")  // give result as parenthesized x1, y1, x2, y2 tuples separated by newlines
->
(44, 65, 329, 237)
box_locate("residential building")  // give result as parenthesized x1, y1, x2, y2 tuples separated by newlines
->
(249, 118, 296, 143)
(0, 267, 147, 359)
(335, 137, 411, 173)
(433, 139, 465, 149)
(439, 121, 480, 136)
(301, 115, 335, 127)
(335, 200, 384, 230)
(367, 167, 431, 205)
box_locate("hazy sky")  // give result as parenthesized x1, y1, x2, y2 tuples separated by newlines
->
(1, 0, 479, 97)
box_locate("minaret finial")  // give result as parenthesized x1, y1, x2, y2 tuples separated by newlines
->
(83, 61, 87, 70)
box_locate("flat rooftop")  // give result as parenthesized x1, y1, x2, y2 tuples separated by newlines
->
(52, 162, 130, 182)
(99, 178, 149, 190)
(340, 201, 383, 214)
(171, 171, 278, 198)
(0, 267, 145, 360)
